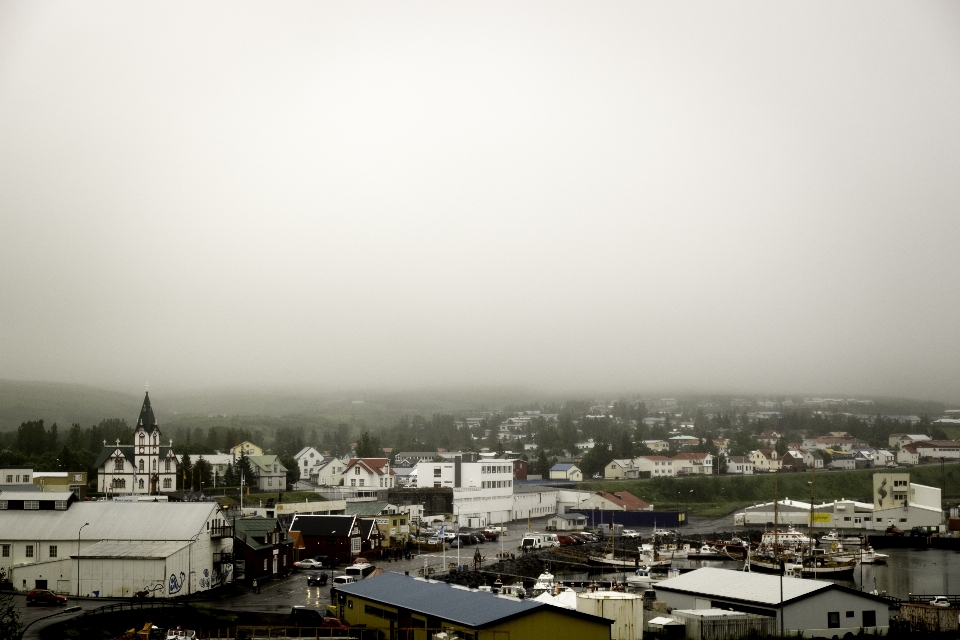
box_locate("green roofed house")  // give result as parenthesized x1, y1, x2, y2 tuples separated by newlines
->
(332, 571, 613, 640)
(233, 516, 294, 585)
(247, 455, 288, 491)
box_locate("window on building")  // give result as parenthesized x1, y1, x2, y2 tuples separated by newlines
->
(355, 466, 360, 475)
(152, 460, 157, 471)
(863, 611, 877, 627)
(140, 433, 145, 443)
(138, 460, 144, 473)
(55, 501, 67, 510)
(1, 545, 8, 557)
(434, 468, 441, 477)
(351, 479, 356, 487)
(359, 479, 364, 487)
(846, 611, 854, 618)
(163, 478, 172, 489)
(268, 477, 273, 487)
(23, 475, 28, 482)
(434, 482, 441, 488)
(114, 459, 124, 472)
(165, 459, 171, 472)
(4, 475, 10, 483)
(25, 545, 34, 558)
(138, 479, 144, 489)
(49, 545, 57, 558)
(115, 478, 126, 489)
(828, 612, 840, 628)
(24, 501, 39, 510)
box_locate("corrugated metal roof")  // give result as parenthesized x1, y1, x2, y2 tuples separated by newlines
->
(75, 539, 192, 559)
(335, 572, 611, 628)
(0, 491, 73, 500)
(345, 501, 388, 516)
(0, 502, 218, 541)
(655, 568, 831, 605)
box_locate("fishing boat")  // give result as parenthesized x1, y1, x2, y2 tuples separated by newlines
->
(165, 629, 196, 640)
(625, 567, 679, 588)
(760, 526, 813, 550)
(530, 571, 556, 596)
(657, 543, 690, 560)
(857, 546, 888, 564)
(686, 543, 726, 560)
(746, 546, 857, 578)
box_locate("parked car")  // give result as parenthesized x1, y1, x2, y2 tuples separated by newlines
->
(574, 531, 598, 543)
(294, 558, 326, 570)
(622, 529, 641, 539)
(885, 524, 905, 536)
(457, 533, 476, 546)
(26, 589, 68, 606)
(291, 606, 349, 634)
(930, 596, 951, 608)
(485, 525, 508, 534)
(482, 530, 499, 541)
(470, 532, 486, 544)
(306, 572, 328, 586)
(555, 534, 578, 546)
(910, 526, 930, 537)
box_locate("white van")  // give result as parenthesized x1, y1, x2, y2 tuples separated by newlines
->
(520, 533, 547, 550)
(332, 575, 357, 586)
(543, 534, 559, 547)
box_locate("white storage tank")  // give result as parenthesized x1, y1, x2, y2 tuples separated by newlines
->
(576, 591, 643, 640)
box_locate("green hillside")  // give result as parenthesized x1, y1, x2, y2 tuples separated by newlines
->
(0, 379, 140, 431)
(583, 463, 960, 516)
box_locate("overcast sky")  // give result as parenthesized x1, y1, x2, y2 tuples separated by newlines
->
(1, 2, 959, 402)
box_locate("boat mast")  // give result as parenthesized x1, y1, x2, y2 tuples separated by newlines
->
(808, 463, 816, 577)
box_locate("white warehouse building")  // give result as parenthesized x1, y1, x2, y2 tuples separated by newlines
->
(0, 496, 232, 598)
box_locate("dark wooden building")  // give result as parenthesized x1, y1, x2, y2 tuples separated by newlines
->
(288, 514, 361, 565)
(233, 516, 294, 585)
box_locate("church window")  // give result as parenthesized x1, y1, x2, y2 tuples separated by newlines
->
(114, 459, 124, 472)
(163, 478, 172, 489)
(139, 433, 145, 443)
(165, 459, 171, 472)
(115, 478, 126, 489)
(139, 460, 144, 473)
(138, 478, 144, 489)
(152, 460, 157, 471)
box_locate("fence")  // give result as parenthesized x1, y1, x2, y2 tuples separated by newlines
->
(679, 617, 778, 640)
(79, 599, 190, 618)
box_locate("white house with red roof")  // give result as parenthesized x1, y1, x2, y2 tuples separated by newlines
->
(343, 458, 395, 489)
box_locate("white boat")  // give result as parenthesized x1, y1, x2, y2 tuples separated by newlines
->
(658, 543, 690, 560)
(626, 567, 679, 588)
(857, 547, 888, 564)
(637, 544, 671, 568)
(530, 571, 556, 596)
(165, 629, 196, 640)
(819, 530, 841, 543)
(760, 527, 813, 549)
(687, 544, 726, 560)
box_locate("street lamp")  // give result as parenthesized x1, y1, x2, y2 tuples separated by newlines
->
(453, 504, 462, 569)
(77, 523, 89, 596)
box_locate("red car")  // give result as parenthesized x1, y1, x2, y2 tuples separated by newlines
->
(26, 589, 68, 606)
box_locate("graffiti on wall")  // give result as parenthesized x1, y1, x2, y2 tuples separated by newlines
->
(168, 571, 186, 594)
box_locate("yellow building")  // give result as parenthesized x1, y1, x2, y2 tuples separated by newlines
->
(332, 572, 612, 640)
(230, 441, 263, 457)
(33, 471, 88, 500)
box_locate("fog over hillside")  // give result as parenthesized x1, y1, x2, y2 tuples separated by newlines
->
(2, 2, 959, 401)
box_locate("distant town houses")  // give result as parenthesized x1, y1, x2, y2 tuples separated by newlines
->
(726, 456, 754, 474)
(549, 463, 583, 481)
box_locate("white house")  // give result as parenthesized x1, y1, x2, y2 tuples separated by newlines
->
(641, 440, 670, 452)
(672, 453, 714, 475)
(634, 456, 675, 477)
(294, 446, 323, 481)
(343, 458, 395, 489)
(0, 466, 36, 490)
(725, 456, 754, 475)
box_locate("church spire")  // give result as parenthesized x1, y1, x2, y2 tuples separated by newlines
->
(137, 391, 158, 432)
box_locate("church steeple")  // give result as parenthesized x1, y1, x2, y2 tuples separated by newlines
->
(137, 391, 159, 433)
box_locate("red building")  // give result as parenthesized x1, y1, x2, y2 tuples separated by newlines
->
(288, 514, 362, 565)
(512, 459, 528, 480)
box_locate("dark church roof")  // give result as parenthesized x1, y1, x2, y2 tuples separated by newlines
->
(289, 514, 359, 537)
(137, 392, 159, 433)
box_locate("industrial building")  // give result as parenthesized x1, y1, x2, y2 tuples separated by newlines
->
(331, 571, 613, 640)
(0, 500, 232, 598)
(654, 567, 892, 636)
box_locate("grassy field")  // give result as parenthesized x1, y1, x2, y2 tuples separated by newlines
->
(582, 462, 959, 516)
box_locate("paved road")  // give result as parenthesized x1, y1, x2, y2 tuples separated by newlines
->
(15, 594, 127, 640)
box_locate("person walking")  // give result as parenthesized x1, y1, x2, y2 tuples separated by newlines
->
(252, 578, 259, 594)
